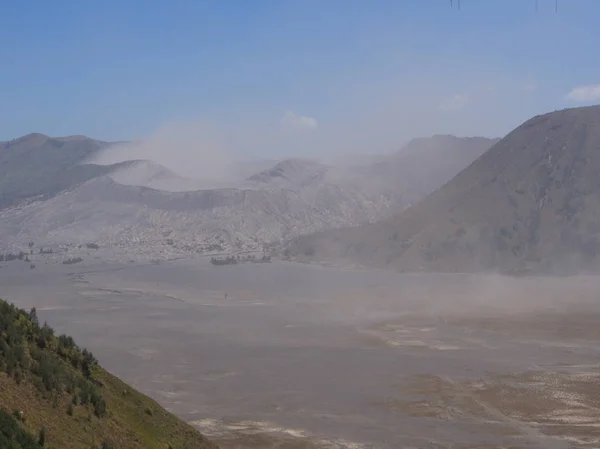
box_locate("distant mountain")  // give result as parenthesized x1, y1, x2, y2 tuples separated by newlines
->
(284, 106, 600, 275)
(246, 158, 327, 186)
(354, 134, 501, 208)
(0, 133, 112, 208)
(0, 132, 497, 260)
(0, 172, 397, 257)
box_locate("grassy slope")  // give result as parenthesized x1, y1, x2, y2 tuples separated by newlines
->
(0, 299, 218, 449)
(0, 371, 218, 449)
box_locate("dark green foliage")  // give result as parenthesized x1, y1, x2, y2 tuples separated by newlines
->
(79, 384, 90, 405)
(0, 299, 107, 418)
(93, 396, 106, 418)
(101, 441, 115, 449)
(89, 388, 106, 417)
(12, 409, 24, 423)
(0, 409, 42, 449)
(38, 427, 46, 447)
(210, 256, 237, 266)
(0, 297, 217, 449)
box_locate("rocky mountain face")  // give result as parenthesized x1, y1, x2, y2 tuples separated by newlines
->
(284, 106, 600, 275)
(0, 132, 496, 261)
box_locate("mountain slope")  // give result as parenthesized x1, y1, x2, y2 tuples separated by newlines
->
(0, 175, 394, 256)
(0, 133, 497, 259)
(0, 298, 217, 449)
(284, 106, 600, 274)
(246, 158, 328, 187)
(0, 133, 112, 208)
(361, 135, 500, 207)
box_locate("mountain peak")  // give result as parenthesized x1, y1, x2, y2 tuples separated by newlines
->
(246, 158, 326, 184)
(285, 105, 600, 274)
(15, 132, 49, 143)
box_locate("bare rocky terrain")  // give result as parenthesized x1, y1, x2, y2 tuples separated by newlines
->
(285, 105, 600, 275)
(2, 259, 600, 448)
(0, 133, 495, 261)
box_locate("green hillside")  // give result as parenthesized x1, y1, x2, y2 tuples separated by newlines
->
(0, 298, 218, 449)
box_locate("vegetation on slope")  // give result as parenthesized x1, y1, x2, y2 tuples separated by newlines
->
(0, 298, 217, 449)
(0, 408, 42, 449)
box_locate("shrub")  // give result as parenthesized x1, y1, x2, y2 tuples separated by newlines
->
(93, 398, 106, 418)
(38, 427, 46, 447)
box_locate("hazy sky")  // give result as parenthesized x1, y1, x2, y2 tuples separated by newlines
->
(1, 0, 599, 159)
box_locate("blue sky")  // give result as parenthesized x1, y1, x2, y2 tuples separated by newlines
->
(1, 0, 599, 160)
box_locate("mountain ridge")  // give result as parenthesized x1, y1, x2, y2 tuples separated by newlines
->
(283, 105, 600, 275)
(0, 132, 498, 261)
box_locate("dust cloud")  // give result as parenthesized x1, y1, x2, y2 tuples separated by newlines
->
(89, 119, 239, 185)
(312, 273, 600, 327)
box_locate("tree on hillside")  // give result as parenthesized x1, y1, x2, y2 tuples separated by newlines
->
(38, 427, 46, 447)
(0, 298, 107, 419)
(0, 409, 42, 449)
(29, 308, 39, 326)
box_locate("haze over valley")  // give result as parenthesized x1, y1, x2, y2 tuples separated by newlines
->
(3, 1, 600, 448)
(5, 105, 600, 449)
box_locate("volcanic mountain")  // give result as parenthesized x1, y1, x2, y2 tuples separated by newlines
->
(0, 132, 496, 260)
(285, 105, 600, 275)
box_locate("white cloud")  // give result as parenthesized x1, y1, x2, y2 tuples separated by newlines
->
(565, 84, 600, 102)
(522, 82, 538, 93)
(438, 94, 469, 111)
(280, 110, 318, 131)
